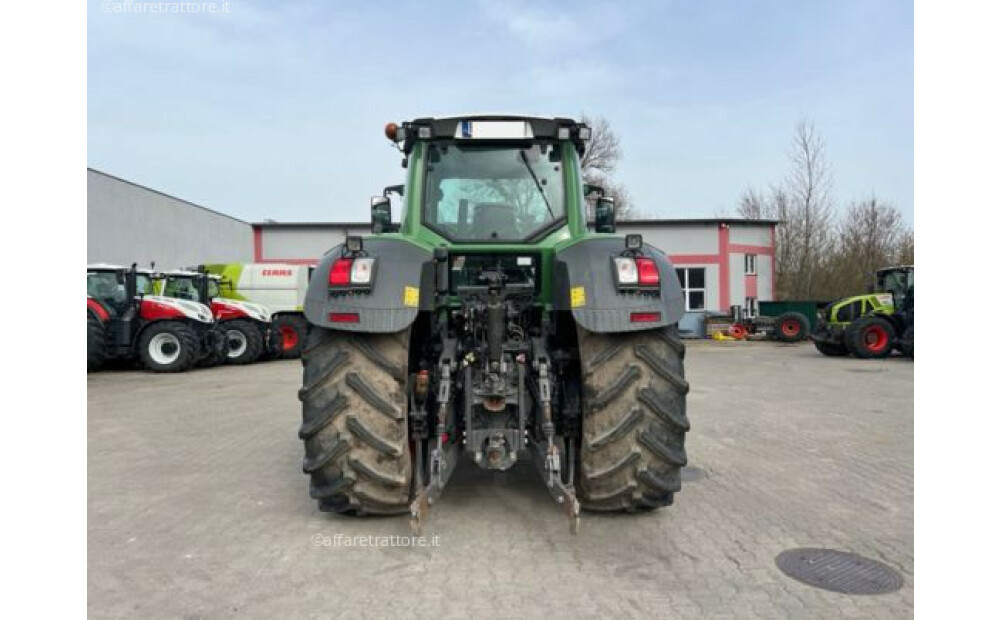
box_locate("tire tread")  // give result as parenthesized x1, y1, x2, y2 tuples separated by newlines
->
(577, 324, 688, 512)
(299, 327, 411, 516)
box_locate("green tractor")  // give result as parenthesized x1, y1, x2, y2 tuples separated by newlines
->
(812, 265, 914, 359)
(298, 115, 691, 533)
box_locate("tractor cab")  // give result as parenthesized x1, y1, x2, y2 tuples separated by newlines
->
(159, 269, 221, 304)
(874, 265, 914, 311)
(87, 264, 156, 317)
(374, 116, 613, 255)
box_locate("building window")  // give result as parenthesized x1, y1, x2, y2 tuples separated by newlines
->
(745, 254, 757, 275)
(675, 267, 706, 311)
(745, 296, 758, 319)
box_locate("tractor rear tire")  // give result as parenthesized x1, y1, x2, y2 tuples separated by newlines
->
(901, 325, 914, 358)
(814, 340, 849, 357)
(223, 319, 264, 365)
(577, 324, 689, 512)
(846, 316, 895, 359)
(138, 321, 198, 373)
(88, 313, 107, 372)
(774, 312, 809, 343)
(274, 314, 308, 359)
(298, 326, 412, 515)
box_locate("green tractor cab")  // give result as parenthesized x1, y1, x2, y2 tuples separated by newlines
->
(297, 115, 691, 533)
(812, 265, 914, 359)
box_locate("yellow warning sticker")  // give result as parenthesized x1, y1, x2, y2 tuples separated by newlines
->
(570, 286, 586, 308)
(404, 286, 420, 308)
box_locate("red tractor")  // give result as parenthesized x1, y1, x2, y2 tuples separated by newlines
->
(158, 269, 280, 365)
(87, 264, 224, 373)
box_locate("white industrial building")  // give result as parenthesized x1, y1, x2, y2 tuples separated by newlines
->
(87, 169, 252, 267)
(88, 169, 778, 332)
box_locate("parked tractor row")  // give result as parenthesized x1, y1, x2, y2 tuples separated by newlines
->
(87, 264, 223, 372)
(87, 263, 309, 373)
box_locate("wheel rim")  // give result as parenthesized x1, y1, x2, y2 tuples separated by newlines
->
(864, 325, 890, 352)
(149, 332, 181, 365)
(279, 325, 298, 351)
(782, 320, 800, 337)
(226, 329, 248, 358)
(728, 325, 745, 338)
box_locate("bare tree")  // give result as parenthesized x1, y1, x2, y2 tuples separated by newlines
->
(736, 187, 767, 219)
(767, 186, 796, 298)
(579, 115, 622, 177)
(736, 121, 914, 300)
(896, 228, 914, 265)
(579, 113, 634, 219)
(785, 120, 836, 299)
(819, 197, 906, 296)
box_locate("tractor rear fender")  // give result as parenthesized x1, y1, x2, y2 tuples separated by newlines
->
(87, 297, 110, 322)
(303, 238, 433, 332)
(554, 238, 685, 332)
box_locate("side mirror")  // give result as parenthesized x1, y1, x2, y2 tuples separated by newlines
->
(595, 196, 616, 233)
(371, 196, 392, 234)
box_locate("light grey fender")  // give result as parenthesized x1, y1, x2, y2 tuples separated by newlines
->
(553, 237, 685, 332)
(304, 238, 432, 332)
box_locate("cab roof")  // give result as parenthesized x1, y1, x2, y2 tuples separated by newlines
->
(87, 264, 154, 275)
(395, 115, 589, 156)
(164, 269, 221, 280)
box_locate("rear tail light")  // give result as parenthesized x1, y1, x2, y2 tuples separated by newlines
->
(635, 257, 659, 286)
(329, 258, 353, 286)
(329, 312, 360, 323)
(613, 256, 660, 289)
(329, 257, 376, 288)
(630, 312, 661, 323)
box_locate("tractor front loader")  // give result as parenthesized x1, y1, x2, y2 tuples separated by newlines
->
(297, 116, 690, 534)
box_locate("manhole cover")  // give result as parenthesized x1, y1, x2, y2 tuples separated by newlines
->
(681, 466, 707, 482)
(776, 548, 903, 595)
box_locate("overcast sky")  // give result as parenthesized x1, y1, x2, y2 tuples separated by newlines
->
(88, 0, 913, 224)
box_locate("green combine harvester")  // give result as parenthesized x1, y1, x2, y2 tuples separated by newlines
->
(296, 115, 691, 533)
(812, 265, 914, 359)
